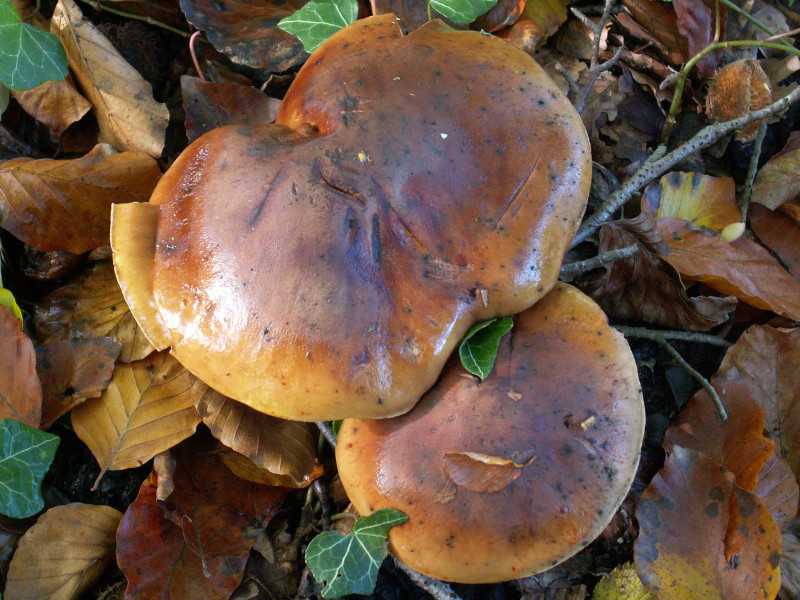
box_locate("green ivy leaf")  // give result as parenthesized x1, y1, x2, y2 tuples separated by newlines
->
(0, 0, 68, 91)
(0, 287, 22, 323)
(306, 509, 408, 598)
(430, 0, 498, 24)
(459, 316, 513, 378)
(0, 419, 60, 519)
(277, 0, 358, 53)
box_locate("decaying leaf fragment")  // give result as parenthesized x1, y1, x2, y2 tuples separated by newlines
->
(751, 131, 800, 210)
(0, 304, 42, 428)
(4, 503, 122, 600)
(51, 0, 169, 156)
(755, 453, 799, 530)
(442, 451, 535, 493)
(11, 74, 91, 138)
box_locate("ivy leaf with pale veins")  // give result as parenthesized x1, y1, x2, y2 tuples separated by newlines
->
(430, 0, 498, 24)
(0, 419, 59, 519)
(459, 316, 513, 379)
(306, 509, 408, 598)
(0, 0, 68, 91)
(278, 0, 358, 53)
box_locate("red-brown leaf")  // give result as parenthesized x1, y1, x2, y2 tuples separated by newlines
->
(750, 202, 800, 280)
(0, 305, 42, 427)
(672, 0, 725, 78)
(755, 452, 799, 530)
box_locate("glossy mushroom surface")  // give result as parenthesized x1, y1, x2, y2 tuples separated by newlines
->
(336, 284, 645, 583)
(111, 15, 591, 421)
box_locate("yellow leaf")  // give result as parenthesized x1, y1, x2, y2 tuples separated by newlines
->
(592, 563, 655, 600)
(71, 352, 201, 484)
(642, 172, 740, 229)
(4, 503, 122, 600)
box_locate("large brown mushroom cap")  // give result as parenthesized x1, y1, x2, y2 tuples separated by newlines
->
(111, 15, 591, 421)
(336, 283, 644, 583)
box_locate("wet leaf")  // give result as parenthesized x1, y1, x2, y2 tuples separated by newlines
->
(35, 337, 121, 429)
(658, 217, 800, 320)
(641, 172, 740, 229)
(664, 374, 774, 491)
(755, 452, 798, 530)
(34, 261, 155, 362)
(11, 74, 91, 137)
(0, 419, 59, 519)
(749, 203, 800, 279)
(4, 503, 121, 600)
(0, 144, 161, 254)
(278, 0, 358, 52)
(180, 0, 309, 72)
(521, 0, 568, 47)
(181, 76, 281, 143)
(305, 509, 408, 598)
(473, 0, 525, 32)
(430, 0, 497, 23)
(193, 381, 322, 488)
(634, 446, 782, 600)
(442, 451, 535, 493)
(0, 0, 68, 90)
(0, 305, 41, 427)
(459, 316, 513, 378)
(51, 0, 169, 156)
(117, 437, 288, 599)
(583, 215, 736, 331)
(718, 325, 800, 479)
(71, 352, 201, 482)
(751, 131, 800, 210)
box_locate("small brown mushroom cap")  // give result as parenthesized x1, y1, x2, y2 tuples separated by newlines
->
(336, 283, 644, 583)
(111, 15, 591, 421)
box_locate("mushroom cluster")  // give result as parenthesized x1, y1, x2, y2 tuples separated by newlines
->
(111, 14, 645, 583)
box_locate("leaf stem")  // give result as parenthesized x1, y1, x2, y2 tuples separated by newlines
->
(718, 0, 796, 51)
(72, 0, 190, 37)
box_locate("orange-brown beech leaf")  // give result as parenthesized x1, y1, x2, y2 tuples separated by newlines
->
(180, 0, 308, 72)
(520, 0, 568, 47)
(4, 503, 121, 600)
(34, 261, 154, 362)
(35, 337, 121, 429)
(442, 451, 536, 493)
(117, 438, 288, 599)
(474, 0, 526, 32)
(641, 172, 740, 229)
(634, 446, 782, 600)
(0, 144, 161, 254)
(51, 0, 169, 157)
(755, 452, 799, 530)
(750, 203, 800, 279)
(582, 214, 737, 331)
(751, 131, 800, 210)
(0, 305, 42, 428)
(658, 217, 800, 320)
(71, 352, 201, 482)
(619, 0, 689, 63)
(718, 325, 800, 478)
(673, 0, 725, 78)
(11, 74, 91, 138)
(664, 375, 774, 491)
(193, 381, 322, 488)
(180, 76, 281, 144)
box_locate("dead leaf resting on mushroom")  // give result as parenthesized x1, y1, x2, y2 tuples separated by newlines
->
(442, 451, 536, 493)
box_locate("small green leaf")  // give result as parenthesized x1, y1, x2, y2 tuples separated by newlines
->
(0, 419, 60, 519)
(0, 287, 22, 323)
(306, 508, 408, 598)
(277, 0, 358, 53)
(459, 316, 513, 378)
(430, 0, 498, 24)
(0, 0, 68, 91)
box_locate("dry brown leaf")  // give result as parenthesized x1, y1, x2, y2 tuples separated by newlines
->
(4, 503, 122, 600)
(518, 0, 568, 47)
(442, 451, 535, 493)
(718, 325, 800, 480)
(751, 131, 800, 210)
(664, 374, 774, 491)
(51, 0, 169, 156)
(0, 305, 42, 428)
(750, 203, 800, 279)
(0, 144, 161, 254)
(34, 261, 154, 362)
(71, 352, 201, 483)
(634, 446, 782, 600)
(658, 217, 800, 320)
(35, 337, 121, 429)
(193, 381, 322, 488)
(755, 453, 799, 530)
(11, 74, 91, 138)
(619, 0, 689, 63)
(641, 172, 741, 229)
(582, 214, 736, 331)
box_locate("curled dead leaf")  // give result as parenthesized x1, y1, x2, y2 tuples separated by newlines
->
(442, 451, 536, 493)
(11, 74, 91, 138)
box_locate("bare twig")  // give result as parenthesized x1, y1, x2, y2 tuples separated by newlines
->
(315, 421, 337, 448)
(189, 31, 207, 82)
(765, 25, 800, 41)
(719, 0, 796, 51)
(571, 82, 800, 247)
(740, 121, 768, 222)
(576, 47, 624, 114)
(571, 0, 620, 114)
(554, 62, 581, 99)
(613, 325, 732, 347)
(560, 245, 638, 278)
(73, 0, 190, 37)
(392, 559, 464, 600)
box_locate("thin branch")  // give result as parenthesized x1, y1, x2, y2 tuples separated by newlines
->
(392, 559, 464, 600)
(315, 421, 337, 448)
(614, 325, 732, 347)
(740, 121, 768, 222)
(719, 0, 796, 51)
(554, 62, 581, 99)
(576, 47, 624, 114)
(765, 25, 800, 41)
(560, 245, 638, 278)
(73, 0, 190, 37)
(657, 337, 727, 420)
(571, 82, 800, 247)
